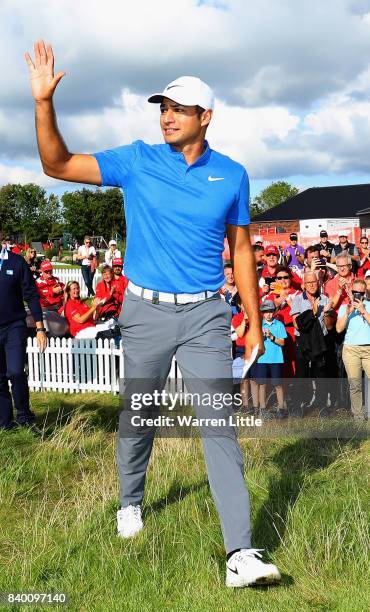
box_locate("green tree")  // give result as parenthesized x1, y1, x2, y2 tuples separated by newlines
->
(251, 181, 299, 218)
(0, 183, 62, 242)
(62, 188, 125, 241)
(34, 193, 63, 239)
(0, 184, 21, 238)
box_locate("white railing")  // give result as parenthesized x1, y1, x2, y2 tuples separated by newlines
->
(26, 338, 184, 395)
(50, 268, 102, 297)
(27, 337, 123, 393)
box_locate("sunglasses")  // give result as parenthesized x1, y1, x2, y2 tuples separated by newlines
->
(266, 253, 277, 257)
(276, 275, 290, 280)
(361, 241, 368, 244)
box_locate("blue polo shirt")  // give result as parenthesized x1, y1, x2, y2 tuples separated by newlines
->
(93, 140, 249, 293)
(338, 301, 370, 345)
(258, 319, 287, 364)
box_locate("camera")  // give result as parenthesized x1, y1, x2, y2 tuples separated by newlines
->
(352, 291, 365, 302)
(316, 257, 326, 269)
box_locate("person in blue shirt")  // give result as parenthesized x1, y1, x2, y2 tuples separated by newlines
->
(336, 278, 370, 422)
(250, 300, 287, 419)
(26, 40, 281, 588)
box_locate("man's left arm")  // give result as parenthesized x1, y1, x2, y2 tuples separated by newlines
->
(226, 224, 264, 360)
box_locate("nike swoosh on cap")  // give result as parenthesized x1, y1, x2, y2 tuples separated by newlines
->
(208, 176, 225, 181)
(166, 84, 183, 90)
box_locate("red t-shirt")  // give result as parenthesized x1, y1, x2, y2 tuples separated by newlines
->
(357, 249, 370, 278)
(95, 280, 121, 317)
(324, 273, 355, 311)
(231, 312, 248, 347)
(64, 299, 94, 337)
(36, 275, 65, 309)
(112, 274, 129, 314)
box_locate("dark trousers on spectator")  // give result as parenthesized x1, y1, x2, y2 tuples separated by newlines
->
(0, 320, 35, 429)
(81, 265, 95, 297)
(294, 336, 328, 409)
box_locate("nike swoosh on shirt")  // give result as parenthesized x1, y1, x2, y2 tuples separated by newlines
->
(208, 176, 225, 181)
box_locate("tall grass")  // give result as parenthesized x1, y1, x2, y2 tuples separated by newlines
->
(0, 393, 368, 611)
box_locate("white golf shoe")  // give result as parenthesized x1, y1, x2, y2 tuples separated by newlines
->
(117, 505, 143, 538)
(226, 548, 281, 587)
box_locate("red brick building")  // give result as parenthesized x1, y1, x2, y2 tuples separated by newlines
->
(249, 184, 370, 248)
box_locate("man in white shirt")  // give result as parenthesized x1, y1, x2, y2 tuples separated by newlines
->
(105, 239, 122, 267)
(77, 236, 96, 297)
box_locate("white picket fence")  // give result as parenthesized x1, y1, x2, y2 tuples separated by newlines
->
(26, 337, 183, 394)
(51, 268, 102, 297)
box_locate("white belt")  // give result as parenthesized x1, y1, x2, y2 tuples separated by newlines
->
(128, 281, 219, 304)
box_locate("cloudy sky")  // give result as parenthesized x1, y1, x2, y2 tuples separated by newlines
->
(1, 0, 370, 198)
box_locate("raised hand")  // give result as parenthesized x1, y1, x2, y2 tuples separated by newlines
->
(323, 299, 333, 313)
(312, 297, 320, 315)
(25, 40, 65, 101)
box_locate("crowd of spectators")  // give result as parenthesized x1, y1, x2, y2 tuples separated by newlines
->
(224, 230, 370, 423)
(3, 228, 369, 422)
(22, 239, 129, 342)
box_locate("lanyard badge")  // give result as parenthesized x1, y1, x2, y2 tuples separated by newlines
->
(0, 247, 7, 273)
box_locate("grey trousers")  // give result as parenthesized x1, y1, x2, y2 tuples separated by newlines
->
(117, 289, 251, 553)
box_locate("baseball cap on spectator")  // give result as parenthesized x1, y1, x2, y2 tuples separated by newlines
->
(265, 245, 279, 256)
(112, 258, 123, 267)
(109, 239, 117, 246)
(148, 76, 215, 110)
(40, 260, 53, 272)
(339, 233, 348, 237)
(320, 230, 328, 237)
(365, 270, 370, 278)
(260, 300, 276, 312)
(289, 233, 298, 240)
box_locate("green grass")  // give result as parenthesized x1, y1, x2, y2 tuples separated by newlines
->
(0, 393, 369, 611)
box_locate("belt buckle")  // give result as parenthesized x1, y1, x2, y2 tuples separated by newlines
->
(152, 290, 159, 305)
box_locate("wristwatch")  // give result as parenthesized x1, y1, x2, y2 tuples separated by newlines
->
(36, 327, 46, 333)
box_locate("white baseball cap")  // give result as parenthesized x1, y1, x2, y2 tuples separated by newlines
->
(148, 76, 215, 110)
(365, 270, 370, 278)
(109, 239, 117, 246)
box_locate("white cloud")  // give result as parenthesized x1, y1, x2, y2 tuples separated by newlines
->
(1, 0, 370, 187)
(0, 162, 59, 187)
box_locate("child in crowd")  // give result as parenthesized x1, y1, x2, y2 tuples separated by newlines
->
(250, 300, 287, 419)
(231, 294, 253, 412)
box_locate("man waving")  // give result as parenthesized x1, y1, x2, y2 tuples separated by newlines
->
(25, 40, 280, 588)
